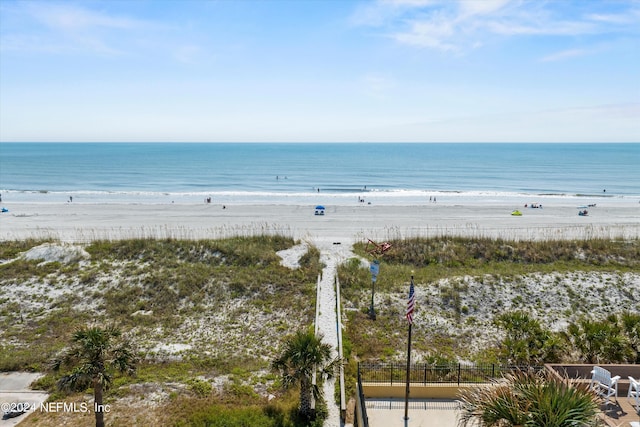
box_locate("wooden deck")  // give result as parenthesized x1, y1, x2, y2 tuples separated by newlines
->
(600, 397, 640, 427)
(546, 364, 640, 427)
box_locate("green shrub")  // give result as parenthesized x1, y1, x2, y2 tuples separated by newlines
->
(458, 369, 599, 427)
(188, 378, 213, 398)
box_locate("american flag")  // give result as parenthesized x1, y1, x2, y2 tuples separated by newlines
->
(406, 277, 415, 324)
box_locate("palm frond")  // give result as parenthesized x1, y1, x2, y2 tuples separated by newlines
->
(458, 369, 599, 427)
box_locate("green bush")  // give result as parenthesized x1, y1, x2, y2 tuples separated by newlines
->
(188, 378, 213, 398)
(458, 369, 599, 427)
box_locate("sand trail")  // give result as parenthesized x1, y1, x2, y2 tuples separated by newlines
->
(314, 241, 354, 427)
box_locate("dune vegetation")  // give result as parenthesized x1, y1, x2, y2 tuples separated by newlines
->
(0, 237, 323, 426)
(0, 236, 638, 426)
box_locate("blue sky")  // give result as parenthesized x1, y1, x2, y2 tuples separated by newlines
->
(0, 0, 638, 142)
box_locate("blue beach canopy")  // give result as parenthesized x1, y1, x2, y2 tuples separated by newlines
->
(315, 205, 325, 210)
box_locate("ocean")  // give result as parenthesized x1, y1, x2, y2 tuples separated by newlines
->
(0, 143, 638, 206)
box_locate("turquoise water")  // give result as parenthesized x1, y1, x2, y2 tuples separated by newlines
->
(0, 143, 638, 204)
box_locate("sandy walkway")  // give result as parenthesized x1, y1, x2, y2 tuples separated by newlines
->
(314, 241, 354, 427)
(278, 240, 353, 426)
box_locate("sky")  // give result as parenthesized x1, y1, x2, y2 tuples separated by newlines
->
(0, 0, 639, 143)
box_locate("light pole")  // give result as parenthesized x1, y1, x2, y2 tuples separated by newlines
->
(369, 260, 379, 320)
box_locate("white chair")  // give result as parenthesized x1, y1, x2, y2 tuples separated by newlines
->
(589, 366, 620, 406)
(628, 376, 640, 410)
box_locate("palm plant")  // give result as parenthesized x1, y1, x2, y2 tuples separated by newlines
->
(620, 311, 640, 363)
(494, 311, 564, 365)
(52, 325, 137, 427)
(458, 380, 529, 426)
(272, 329, 340, 420)
(458, 369, 600, 427)
(566, 316, 633, 363)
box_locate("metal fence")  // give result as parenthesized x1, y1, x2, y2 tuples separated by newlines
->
(357, 362, 542, 386)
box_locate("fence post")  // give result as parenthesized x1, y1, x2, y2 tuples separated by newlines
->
(424, 364, 427, 385)
(457, 363, 461, 386)
(391, 363, 393, 386)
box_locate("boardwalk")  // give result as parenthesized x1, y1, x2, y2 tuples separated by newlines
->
(315, 241, 354, 427)
(600, 398, 640, 427)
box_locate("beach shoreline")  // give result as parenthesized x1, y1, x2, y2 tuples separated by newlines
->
(1, 199, 638, 243)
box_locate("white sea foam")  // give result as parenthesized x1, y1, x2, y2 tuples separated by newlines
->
(2, 188, 637, 207)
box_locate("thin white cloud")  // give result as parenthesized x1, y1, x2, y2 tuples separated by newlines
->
(586, 11, 638, 25)
(458, 0, 511, 17)
(350, 2, 400, 27)
(26, 3, 141, 32)
(392, 16, 458, 50)
(0, 2, 147, 56)
(486, 19, 596, 36)
(381, 0, 436, 6)
(1, 34, 66, 54)
(354, 0, 640, 53)
(350, 0, 440, 27)
(540, 48, 590, 62)
(1, 29, 125, 56)
(0, 2, 205, 61)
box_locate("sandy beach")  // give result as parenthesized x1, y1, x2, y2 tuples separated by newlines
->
(1, 198, 638, 243)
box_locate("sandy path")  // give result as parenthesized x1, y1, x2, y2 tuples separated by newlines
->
(315, 241, 354, 427)
(277, 240, 352, 425)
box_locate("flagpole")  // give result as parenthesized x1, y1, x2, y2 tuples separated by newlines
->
(404, 275, 414, 421)
(404, 320, 412, 420)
